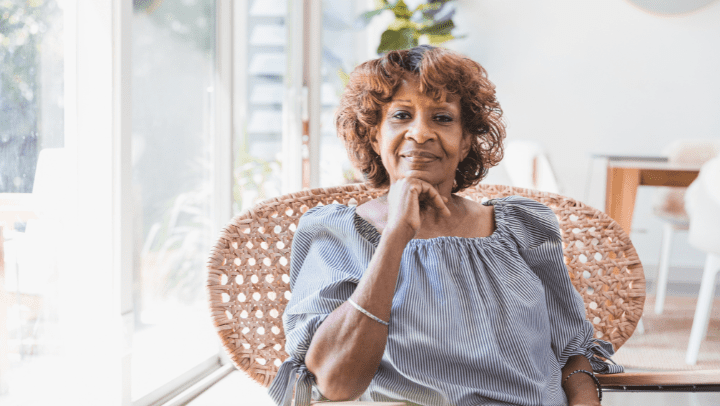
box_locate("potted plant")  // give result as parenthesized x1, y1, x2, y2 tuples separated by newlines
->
(359, 0, 463, 54)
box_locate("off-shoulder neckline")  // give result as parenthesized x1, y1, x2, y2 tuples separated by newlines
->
(348, 198, 508, 246)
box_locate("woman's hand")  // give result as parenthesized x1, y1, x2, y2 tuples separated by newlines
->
(385, 177, 451, 237)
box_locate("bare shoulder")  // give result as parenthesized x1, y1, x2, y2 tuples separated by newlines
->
(457, 197, 496, 238)
(355, 197, 388, 233)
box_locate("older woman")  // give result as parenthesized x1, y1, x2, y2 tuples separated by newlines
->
(269, 45, 621, 406)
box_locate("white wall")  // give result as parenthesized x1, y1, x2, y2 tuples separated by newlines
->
(453, 0, 720, 276)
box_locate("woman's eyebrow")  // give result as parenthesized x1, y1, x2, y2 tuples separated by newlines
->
(390, 99, 454, 107)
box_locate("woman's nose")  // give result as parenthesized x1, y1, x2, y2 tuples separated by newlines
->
(405, 119, 436, 143)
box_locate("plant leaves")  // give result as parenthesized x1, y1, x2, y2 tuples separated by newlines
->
(433, 3, 456, 22)
(418, 19, 455, 36)
(387, 16, 417, 31)
(391, 0, 413, 19)
(337, 67, 350, 88)
(426, 33, 455, 45)
(415, 2, 442, 12)
(421, 0, 455, 22)
(377, 27, 418, 53)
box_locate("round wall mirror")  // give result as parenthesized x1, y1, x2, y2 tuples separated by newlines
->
(626, 0, 718, 15)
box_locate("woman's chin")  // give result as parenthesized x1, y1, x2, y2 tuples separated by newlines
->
(400, 169, 434, 180)
(395, 170, 453, 189)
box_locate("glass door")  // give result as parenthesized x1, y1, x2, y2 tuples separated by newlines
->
(317, 0, 366, 187)
(0, 1, 65, 404)
(233, 0, 292, 213)
(131, 1, 223, 403)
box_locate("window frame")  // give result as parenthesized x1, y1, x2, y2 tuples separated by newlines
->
(63, 0, 233, 404)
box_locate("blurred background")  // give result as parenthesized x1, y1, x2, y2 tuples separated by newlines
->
(0, 0, 718, 405)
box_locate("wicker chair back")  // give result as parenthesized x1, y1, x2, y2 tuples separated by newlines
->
(206, 183, 645, 387)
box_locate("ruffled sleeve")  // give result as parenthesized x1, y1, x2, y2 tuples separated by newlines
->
(493, 196, 624, 374)
(268, 205, 369, 405)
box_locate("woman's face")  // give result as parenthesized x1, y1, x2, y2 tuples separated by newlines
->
(371, 75, 470, 191)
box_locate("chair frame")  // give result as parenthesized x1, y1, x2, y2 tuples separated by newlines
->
(206, 183, 720, 396)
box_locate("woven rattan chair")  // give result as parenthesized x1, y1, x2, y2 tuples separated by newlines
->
(206, 183, 720, 403)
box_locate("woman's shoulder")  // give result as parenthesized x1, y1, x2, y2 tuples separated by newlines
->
(297, 203, 356, 234)
(485, 195, 561, 246)
(354, 197, 386, 234)
(485, 195, 555, 219)
(301, 202, 353, 218)
(296, 202, 382, 246)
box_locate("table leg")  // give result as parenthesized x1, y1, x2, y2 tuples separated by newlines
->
(606, 167, 641, 234)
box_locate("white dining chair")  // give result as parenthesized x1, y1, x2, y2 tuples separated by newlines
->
(684, 156, 720, 365)
(653, 139, 720, 315)
(10, 148, 70, 355)
(14, 148, 70, 293)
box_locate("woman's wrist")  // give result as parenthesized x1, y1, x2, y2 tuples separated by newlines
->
(382, 221, 416, 244)
(563, 370, 602, 406)
(562, 355, 602, 406)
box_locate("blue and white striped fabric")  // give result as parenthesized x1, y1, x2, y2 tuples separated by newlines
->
(268, 196, 623, 406)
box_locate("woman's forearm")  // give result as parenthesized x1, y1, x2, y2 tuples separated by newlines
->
(305, 225, 414, 401)
(561, 355, 602, 406)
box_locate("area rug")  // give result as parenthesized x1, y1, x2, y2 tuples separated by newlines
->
(611, 295, 720, 371)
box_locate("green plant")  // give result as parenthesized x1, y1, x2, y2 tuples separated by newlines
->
(233, 150, 281, 213)
(232, 131, 282, 214)
(141, 158, 213, 305)
(0, 0, 61, 192)
(359, 0, 463, 54)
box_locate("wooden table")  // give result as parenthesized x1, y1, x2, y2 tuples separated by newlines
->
(0, 193, 36, 230)
(604, 157, 701, 233)
(598, 370, 720, 392)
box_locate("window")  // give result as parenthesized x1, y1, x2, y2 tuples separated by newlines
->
(318, 0, 366, 187)
(233, 0, 288, 213)
(0, 1, 64, 403)
(131, 1, 222, 403)
(0, 1, 372, 404)
(1, 1, 232, 404)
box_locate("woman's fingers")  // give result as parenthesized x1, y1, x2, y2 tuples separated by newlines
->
(419, 183, 451, 217)
(405, 178, 450, 218)
(385, 180, 421, 234)
(386, 178, 451, 234)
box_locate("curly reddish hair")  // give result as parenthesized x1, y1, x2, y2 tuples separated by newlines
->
(335, 45, 505, 193)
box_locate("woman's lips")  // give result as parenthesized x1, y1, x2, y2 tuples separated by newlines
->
(400, 151, 438, 163)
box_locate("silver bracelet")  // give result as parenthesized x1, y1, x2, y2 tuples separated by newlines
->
(563, 369, 602, 401)
(347, 298, 389, 326)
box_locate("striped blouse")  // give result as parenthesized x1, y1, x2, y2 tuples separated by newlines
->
(268, 196, 623, 406)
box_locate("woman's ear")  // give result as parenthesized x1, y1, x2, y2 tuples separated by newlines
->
(369, 130, 381, 155)
(460, 132, 472, 162)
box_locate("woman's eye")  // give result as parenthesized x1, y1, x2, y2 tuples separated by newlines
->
(435, 114, 453, 122)
(392, 111, 411, 119)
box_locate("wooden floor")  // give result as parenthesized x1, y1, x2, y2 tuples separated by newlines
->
(189, 370, 720, 406)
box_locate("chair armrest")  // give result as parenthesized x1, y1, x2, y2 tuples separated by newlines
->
(597, 370, 720, 392)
